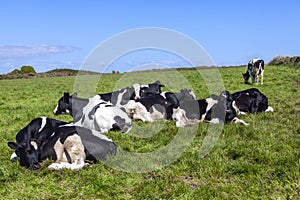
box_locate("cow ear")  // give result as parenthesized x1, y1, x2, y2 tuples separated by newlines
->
(63, 92, 70, 103)
(210, 94, 219, 100)
(72, 92, 77, 97)
(7, 142, 18, 150)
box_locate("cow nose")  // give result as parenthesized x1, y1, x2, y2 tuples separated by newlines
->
(29, 163, 41, 170)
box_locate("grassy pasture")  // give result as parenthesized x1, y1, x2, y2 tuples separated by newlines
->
(0, 65, 299, 199)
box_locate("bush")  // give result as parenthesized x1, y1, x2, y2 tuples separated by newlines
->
(10, 69, 21, 74)
(268, 56, 300, 65)
(20, 66, 36, 74)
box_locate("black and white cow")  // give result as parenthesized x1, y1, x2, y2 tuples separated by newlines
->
(232, 88, 273, 115)
(8, 117, 117, 170)
(53, 92, 132, 133)
(125, 89, 196, 127)
(94, 81, 165, 107)
(174, 91, 249, 126)
(139, 80, 165, 98)
(9, 117, 67, 164)
(243, 58, 265, 85)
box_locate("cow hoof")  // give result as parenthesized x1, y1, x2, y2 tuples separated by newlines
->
(48, 163, 61, 170)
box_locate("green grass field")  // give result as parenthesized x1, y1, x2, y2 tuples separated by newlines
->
(0, 65, 299, 199)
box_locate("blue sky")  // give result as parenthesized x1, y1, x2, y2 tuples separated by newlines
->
(0, 0, 299, 74)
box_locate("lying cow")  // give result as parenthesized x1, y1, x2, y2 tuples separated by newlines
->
(175, 90, 249, 126)
(139, 80, 165, 98)
(232, 88, 274, 114)
(243, 58, 265, 85)
(54, 92, 132, 133)
(94, 80, 165, 106)
(9, 117, 67, 163)
(125, 89, 196, 127)
(8, 117, 117, 170)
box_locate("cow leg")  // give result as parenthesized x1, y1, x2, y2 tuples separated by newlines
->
(249, 72, 255, 85)
(254, 74, 258, 85)
(48, 135, 87, 170)
(232, 117, 249, 126)
(64, 134, 87, 170)
(260, 70, 264, 85)
(265, 106, 274, 112)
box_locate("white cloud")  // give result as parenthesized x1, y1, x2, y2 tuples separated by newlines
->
(0, 44, 77, 58)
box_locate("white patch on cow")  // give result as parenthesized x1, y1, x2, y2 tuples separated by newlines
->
(251, 58, 262, 63)
(232, 101, 242, 115)
(53, 105, 58, 114)
(209, 118, 223, 124)
(93, 105, 132, 133)
(172, 108, 193, 127)
(189, 90, 197, 99)
(129, 102, 155, 122)
(60, 123, 75, 127)
(38, 117, 47, 132)
(205, 98, 218, 113)
(68, 96, 132, 134)
(160, 92, 167, 99)
(30, 141, 38, 150)
(150, 105, 165, 120)
(10, 152, 18, 162)
(132, 83, 141, 99)
(114, 89, 126, 106)
(265, 106, 274, 112)
(50, 134, 87, 170)
(50, 132, 56, 137)
(53, 105, 70, 114)
(92, 95, 101, 100)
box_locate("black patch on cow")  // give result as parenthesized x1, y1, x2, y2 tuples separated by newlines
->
(111, 116, 126, 131)
(120, 107, 126, 113)
(88, 102, 107, 120)
(149, 104, 165, 114)
(81, 115, 86, 125)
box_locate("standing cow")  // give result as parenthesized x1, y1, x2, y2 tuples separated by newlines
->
(243, 58, 265, 85)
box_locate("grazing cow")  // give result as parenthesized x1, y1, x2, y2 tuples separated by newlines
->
(8, 118, 117, 170)
(243, 58, 265, 85)
(125, 89, 196, 126)
(232, 88, 274, 114)
(94, 81, 165, 106)
(8, 117, 67, 164)
(53, 92, 132, 133)
(175, 91, 249, 126)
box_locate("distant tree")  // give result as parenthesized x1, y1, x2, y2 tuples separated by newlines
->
(21, 66, 36, 73)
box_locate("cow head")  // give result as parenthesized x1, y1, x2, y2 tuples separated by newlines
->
(177, 89, 196, 101)
(243, 72, 250, 84)
(8, 140, 41, 170)
(210, 90, 236, 123)
(172, 108, 190, 127)
(140, 81, 165, 97)
(53, 92, 77, 115)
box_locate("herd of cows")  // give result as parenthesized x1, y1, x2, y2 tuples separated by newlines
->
(7, 59, 274, 170)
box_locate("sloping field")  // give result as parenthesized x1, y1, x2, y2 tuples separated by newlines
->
(0, 65, 299, 199)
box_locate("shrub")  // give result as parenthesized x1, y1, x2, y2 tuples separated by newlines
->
(20, 66, 36, 73)
(268, 56, 300, 65)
